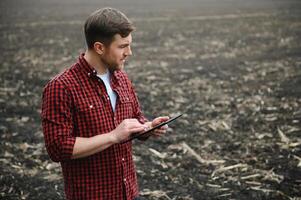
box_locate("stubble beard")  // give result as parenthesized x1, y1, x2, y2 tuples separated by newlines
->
(100, 56, 122, 72)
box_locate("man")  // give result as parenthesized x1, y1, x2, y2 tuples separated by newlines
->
(41, 7, 169, 200)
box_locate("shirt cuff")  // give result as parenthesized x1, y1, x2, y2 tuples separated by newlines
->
(60, 136, 76, 161)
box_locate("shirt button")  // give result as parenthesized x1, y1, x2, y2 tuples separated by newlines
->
(124, 178, 127, 182)
(122, 158, 125, 161)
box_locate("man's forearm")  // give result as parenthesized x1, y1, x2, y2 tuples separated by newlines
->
(71, 118, 149, 159)
(71, 133, 117, 159)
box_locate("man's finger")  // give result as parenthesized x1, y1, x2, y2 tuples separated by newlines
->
(152, 116, 169, 126)
(157, 116, 169, 122)
(159, 125, 168, 130)
(153, 129, 166, 135)
(129, 123, 147, 130)
(130, 126, 145, 133)
(127, 118, 139, 123)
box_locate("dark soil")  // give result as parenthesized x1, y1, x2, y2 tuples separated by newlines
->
(1, 0, 301, 199)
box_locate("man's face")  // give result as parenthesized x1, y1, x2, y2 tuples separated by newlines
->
(100, 33, 133, 71)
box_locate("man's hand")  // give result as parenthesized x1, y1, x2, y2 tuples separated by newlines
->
(111, 119, 148, 143)
(148, 116, 170, 137)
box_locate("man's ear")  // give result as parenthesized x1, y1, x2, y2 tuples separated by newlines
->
(94, 42, 105, 55)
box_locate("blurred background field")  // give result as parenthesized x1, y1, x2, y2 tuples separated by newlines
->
(0, 0, 301, 199)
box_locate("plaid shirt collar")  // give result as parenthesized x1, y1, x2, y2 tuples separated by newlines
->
(77, 53, 122, 89)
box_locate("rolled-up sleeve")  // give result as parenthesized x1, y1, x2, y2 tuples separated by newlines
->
(41, 80, 76, 162)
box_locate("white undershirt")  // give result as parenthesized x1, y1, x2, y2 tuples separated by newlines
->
(97, 71, 117, 112)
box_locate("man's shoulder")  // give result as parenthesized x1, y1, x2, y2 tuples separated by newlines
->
(115, 70, 132, 85)
(43, 64, 80, 91)
(116, 69, 128, 78)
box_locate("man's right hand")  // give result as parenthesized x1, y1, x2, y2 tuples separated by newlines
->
(110, 119, 147, 143)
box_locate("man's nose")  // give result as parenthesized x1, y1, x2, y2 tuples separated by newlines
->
(126, 46, 132, 56)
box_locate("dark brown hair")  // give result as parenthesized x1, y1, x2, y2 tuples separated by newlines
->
(84, 7, 135, 49)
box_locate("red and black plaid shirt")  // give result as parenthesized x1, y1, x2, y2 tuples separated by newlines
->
(41, 54, 147, 200)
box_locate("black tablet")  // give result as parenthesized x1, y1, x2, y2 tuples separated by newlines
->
(121, 113, 183, 143)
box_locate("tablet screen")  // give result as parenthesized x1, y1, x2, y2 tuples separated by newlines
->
(121, 113, 183, 143)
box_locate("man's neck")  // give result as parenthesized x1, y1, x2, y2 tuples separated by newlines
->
(84, 50, 107, 75)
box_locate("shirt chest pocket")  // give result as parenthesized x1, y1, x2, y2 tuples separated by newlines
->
(117, 93, 134, 119)
(74, 101, 107, 136)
